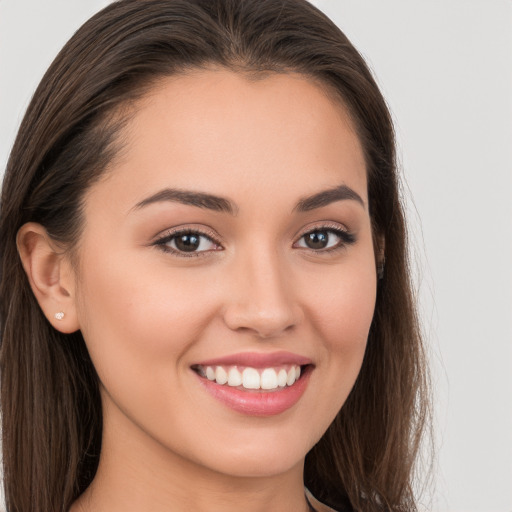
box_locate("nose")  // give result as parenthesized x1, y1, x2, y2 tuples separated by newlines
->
(222, 247, 302, 339)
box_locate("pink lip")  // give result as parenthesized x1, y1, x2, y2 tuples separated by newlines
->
(194, 363, 313, 417)
(194, 351, 312, 368)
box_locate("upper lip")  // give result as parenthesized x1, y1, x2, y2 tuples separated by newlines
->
(194, 351, 312, 368)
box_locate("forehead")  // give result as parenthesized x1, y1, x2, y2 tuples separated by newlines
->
(89, 69, 367, 214)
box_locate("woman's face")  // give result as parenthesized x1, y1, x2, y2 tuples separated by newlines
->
(73, 69, 376, 478)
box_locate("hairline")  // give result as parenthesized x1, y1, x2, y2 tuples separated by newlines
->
(66, 65, 371, 273)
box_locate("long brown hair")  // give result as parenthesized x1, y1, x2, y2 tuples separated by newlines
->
(0, 1, 430, 510)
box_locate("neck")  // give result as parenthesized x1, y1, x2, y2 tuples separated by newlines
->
(71, 397, 311, 512)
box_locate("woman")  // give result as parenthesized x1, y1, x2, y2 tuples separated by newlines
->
(0, 1, 430, 511)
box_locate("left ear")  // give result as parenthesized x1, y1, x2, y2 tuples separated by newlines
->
(17, 222, 80, 333)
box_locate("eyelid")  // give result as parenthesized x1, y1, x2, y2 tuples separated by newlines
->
(151, 225, 223, 256)
(293, 221, 356, 251)
(152, 224, 222, 243)
(293, 221, 351, 240)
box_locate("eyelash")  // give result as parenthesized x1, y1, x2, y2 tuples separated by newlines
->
(153, 228, 222, 258)
(153, 224, 356, 258)
(294, 224, 356, 254)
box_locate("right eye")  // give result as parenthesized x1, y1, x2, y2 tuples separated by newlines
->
(154, 229, 221, 256)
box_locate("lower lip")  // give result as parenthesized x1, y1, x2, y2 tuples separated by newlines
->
(196, 366, 312, 416)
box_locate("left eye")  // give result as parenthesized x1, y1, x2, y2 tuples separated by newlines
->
(295, 229, 349, 250)
(158, 231, 219, 254)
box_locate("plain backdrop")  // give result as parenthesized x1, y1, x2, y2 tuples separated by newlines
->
(1, 1, 511, 511)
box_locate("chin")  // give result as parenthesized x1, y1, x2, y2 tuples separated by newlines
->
(207, 452, 304, 479)
(182, 427, 317, 479)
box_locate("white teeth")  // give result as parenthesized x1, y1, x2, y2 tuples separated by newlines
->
(286, 368, 296, 386)
(260, 368, 278, 390)
(277, 369, 288, 387)
(243, 367, 260, 389)
(202, 364, 303, 390)
(215, 366, 228, 385)
(228, 367, 242, 387)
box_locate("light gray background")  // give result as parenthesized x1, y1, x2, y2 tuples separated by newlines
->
(1, 1, 511, 511)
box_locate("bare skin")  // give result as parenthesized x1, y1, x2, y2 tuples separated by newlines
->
(19, 70, 376, 512)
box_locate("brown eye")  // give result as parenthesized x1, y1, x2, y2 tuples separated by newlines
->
(295, 227, 355, 252)
(304, 231, 329, 249)
(174, 233, 201, 252)
(156, 230, 220, 255)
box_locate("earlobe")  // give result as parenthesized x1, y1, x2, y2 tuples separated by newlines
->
(17, 222, 80, 334)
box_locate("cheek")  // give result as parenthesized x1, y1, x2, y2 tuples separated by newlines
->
(304, 255, 377, 397)
(75, 251, 218, 383)
(75, 254, 221, 438)
(333, 286, 375, 353)
(306, 261, 377, 351)
(81, 246, 200, 322)
(282, 256, 376, 444)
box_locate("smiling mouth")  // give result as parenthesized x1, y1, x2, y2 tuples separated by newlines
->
(191, 364, 309, 392)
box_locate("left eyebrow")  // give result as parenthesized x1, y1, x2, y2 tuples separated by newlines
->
(293, 184, 366, 212)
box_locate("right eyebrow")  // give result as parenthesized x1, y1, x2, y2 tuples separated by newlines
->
(132, 188, 238, 215)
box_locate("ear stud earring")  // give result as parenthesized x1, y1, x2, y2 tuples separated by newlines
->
(54, 312, 65, 320)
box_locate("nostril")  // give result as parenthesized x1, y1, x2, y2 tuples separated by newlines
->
(223, 306, 301, 339)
